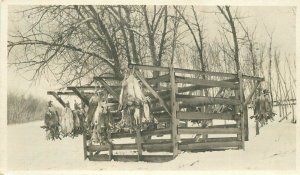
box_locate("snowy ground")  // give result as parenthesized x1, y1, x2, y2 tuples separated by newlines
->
(7, 108, 296, 171)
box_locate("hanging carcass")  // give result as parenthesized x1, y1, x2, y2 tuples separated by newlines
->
(60, 102, 74, 136)
(118, 72, 151, 130)
(72, 100, 86, 135)
(86, 93, 99, 128)
(91, 90, 112, 145)
(42, 101, 61, 140)
(250, 89, 275, 126)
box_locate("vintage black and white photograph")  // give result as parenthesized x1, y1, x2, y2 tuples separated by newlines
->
(5, 3, 297, 171)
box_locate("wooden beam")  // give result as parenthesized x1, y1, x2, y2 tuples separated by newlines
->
(176, 94, 241, 105)
(143, 142, 172, 150)
(178, 127, 241, 135)
(67, 85, 100, 90)
(83, 134, 88, 160)
(170, 66, 179, 158)
(176, 76, 239, 89)
(129, 64, 264, 81)
(147, 74, 170, 84)
(87, 144, 137, 151)
(238, 71, 245, 150)
(177, 111, 236, 120)
(134, 71, 171, 116)
(181, 137, 238, 144)
(67, 87, 90, 106)
(136, 129, 143, 161)
(47, 91, 66, 107)
(110, 128, 172, 139)
(179, 141, 242, 150)
(94, 77, 119, 100)
(56, 91, 95, 96)
(244, 80, 260, 106)
(141, 128, 172, 137)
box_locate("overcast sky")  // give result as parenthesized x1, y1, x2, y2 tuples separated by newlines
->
(7, 6, 296, 102)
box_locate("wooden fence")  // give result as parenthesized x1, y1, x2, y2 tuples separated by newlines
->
(47, 64, 263, 162)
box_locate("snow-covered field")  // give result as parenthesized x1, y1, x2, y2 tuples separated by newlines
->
(7, 109, 296, 171)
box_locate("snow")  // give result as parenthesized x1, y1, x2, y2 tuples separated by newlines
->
(7, 108, 296, 171)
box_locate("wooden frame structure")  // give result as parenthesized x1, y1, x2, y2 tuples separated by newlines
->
(47, 64, 263, 162)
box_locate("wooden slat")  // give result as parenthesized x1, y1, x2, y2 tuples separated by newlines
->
(179, 141, 242, 150)
(134, 71, 171, 116)
(83, 134, 88, 160)
(176, 94, 241, 105)
(90, 154, 174, 162)
(147, 74, 170, 84)
(68, 87, 90, 106)
(87, 144, 138, 152)
(128, 64, 264, 81)
(93, 77, 119, 100)
(177, 111, 236, 120)
(180, 137, 238, 144)
(244, 80, 260, 106)
(111, 132, 135, 139)
(144, 139, 172, 144)
(56, 91, 94, 95)
(143, 142, 172, 150)
(89, 154, 111, 161)
(208, 124, 237, 128)
(67, 85, 100, 90)
(178, 127, 241, 135)
(110, 128, 172, 139)
(129, 64, 170, 72)
(176, 76, 238, 89)
(47, 91, 66, 107)
(152, 112, 171, 120)
(141, 128, 172, 137)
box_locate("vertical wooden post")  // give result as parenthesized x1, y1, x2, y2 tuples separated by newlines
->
(256, 120, 260, 135)
(136, 128, 143, 161)
(170, 66, 179, 158)
(238, 71, 245, 150)
(107, 131, 113, 161)
(80, 97, 89, 160)
(83, 132, 88, 160)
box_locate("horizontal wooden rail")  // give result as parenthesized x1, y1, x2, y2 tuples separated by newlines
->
(143, 142, 172, 150)
(176, 94, 241, 105)
(177, 111, 236, 120)
(110, 128, 172, 139)
(176, 76, 239, 89)
(89, 154, 174, 162)
(178, 127, 241, 135)
(87, 142, 172, 152)
(179, 141, 242, 150)
(128, 64, 264, 81)
(147, 74, 170, 84)
(87, 144, 137, 152)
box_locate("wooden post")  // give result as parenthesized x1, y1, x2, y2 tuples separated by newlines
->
(83, 132, 88, 160)
(94, 77, 119, 100)
(67, 87, 90, 106)
(136, 128, 143, 161)
(107, 131, 113, 161)
(256, 121, 260, 135)
(47, 91, 66, 107)
(238, 71, 245, 150)
(170, 66, 179, 158)
(134, 70, 171, 116)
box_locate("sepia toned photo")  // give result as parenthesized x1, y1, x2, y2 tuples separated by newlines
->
(4, 3, 297, 172)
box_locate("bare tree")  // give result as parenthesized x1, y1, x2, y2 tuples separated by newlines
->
(217, 6, 240, 73)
